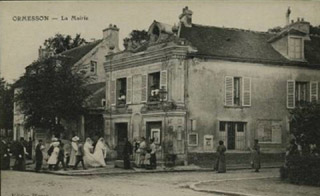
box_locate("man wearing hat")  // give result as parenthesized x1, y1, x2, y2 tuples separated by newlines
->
(69, 136, 79, 167)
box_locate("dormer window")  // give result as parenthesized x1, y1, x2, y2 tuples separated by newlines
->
(288, 37, 303, 59)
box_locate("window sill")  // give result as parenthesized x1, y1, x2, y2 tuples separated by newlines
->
(259, 142, 282, 145)
(224, 105, 251, 109)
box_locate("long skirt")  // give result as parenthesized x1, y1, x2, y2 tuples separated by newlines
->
(69, 148, 77, 166)
(215, 155, 226, 173)
(134, 152, 140, 167)
(252, 152, 261, 170)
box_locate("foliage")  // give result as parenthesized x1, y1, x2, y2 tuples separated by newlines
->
(289, 103, 320, 154)
(280, 155, 320, 186)
(0, 78, 14, 133)
(123, 30, 149, 50)
(15, 57, 90, 135)
(44, 33, 87, 54)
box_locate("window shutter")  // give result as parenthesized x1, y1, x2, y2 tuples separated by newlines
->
(141, 74, 148, 102)
(160, 70, 168, 101)
(242, 77, 251, 106)
(287, 80, 295, 109)
(110, 80, 116, 106)
(310, 81, 318, 103)
(225, 76, 234, 106)
(126, 76, 132, 104)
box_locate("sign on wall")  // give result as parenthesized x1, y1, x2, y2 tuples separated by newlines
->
(151, 128, 161, 144)
(203, 135, 214, 151)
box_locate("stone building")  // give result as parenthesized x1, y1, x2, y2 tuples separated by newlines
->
(13, 24, 120, 143)
(103, 7, 320, 163)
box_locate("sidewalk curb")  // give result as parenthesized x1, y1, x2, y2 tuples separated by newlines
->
(188, 176, 279, 196)
(24, 165, 281, 176)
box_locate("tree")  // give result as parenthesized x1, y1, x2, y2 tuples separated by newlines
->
(0, 78, 14, 137)
(44, 33, 87, 55)
(289, 103, 320, 155)
(123, 30, 149, 50)
(15, 57, 90, 136)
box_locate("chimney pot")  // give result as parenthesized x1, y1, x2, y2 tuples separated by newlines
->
(291, 20, 294, 23)
(297, 17, 300, 22)
(103, 24, 120, 52)
(301, 18, 304, 22)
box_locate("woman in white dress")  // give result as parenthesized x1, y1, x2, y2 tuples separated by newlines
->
(93, 137, 107, 167)
(83, 138, 100, 167)
(47, 141, 60, 170)
(68, 136, 79, 167)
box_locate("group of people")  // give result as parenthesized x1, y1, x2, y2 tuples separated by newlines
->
(34, 136, 109, 172)
(123, 137, 158, 170)
(214, 139, 261, 173)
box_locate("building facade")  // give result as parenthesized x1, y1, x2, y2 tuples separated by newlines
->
(13, 24, 120, 143)
(103, 7, 320, 162)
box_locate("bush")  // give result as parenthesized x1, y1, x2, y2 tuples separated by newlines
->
(281, 155, 320, 186)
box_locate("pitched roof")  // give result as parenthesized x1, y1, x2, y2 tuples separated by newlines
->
(85, 82, 105, 109)
(179, 24, 320, 66)
(59, 40, 102, 65)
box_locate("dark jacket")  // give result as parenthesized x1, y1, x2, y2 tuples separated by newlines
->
(35, 143, 43, 161)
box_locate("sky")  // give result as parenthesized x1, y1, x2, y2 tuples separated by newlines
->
(1, 0, 320, 83)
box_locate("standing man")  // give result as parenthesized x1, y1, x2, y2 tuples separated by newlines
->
(35, 140, 45, 172)
(1, 138, 11, 170)
(251, 139, 261, 172)
(122, 138, 133, 169)
(14, 137, 27, 171)
(215, 140, 226, 173)
(163, 135, 175, 167)
(27, 137, 33, 159)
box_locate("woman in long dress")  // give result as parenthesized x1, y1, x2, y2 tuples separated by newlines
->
(93, 137, 107, 167)
(83, 138, 100, 167)
(47, 141, 60, 170)
(215, 140, 226, 173)
(69, 136, 79, 167)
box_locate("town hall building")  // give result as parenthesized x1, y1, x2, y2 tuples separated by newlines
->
(103, 7, 320, 163)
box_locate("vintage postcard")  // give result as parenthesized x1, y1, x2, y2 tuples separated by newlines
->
(1, 1, 320, 196)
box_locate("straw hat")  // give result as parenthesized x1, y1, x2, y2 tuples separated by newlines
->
(72, 136, 80, 142)
(52, 137, 58, 142)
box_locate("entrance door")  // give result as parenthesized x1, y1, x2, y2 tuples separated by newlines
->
(115, 123, 128, 159)
(227, 122, 236, 150)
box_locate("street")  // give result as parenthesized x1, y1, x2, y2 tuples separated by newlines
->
(2, 168, 320, 196)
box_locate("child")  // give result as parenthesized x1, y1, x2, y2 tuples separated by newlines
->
(73, 140, 87, 170)
(144, 149, 152, 170)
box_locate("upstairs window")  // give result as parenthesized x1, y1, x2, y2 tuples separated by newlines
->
(288, 37, 303, 59)
(287, 80, 318, 108)
(90, 61, 97, 74)
(225, 76, 251, 107)
(148, 72, 160, 102)
(116, 78, 126, 106)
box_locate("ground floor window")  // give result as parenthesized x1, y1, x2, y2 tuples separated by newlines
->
(218, 121, 246, 150)
(257, 120, 282, 143)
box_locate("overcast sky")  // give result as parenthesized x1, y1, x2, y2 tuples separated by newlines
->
(1, 0, 320, 83)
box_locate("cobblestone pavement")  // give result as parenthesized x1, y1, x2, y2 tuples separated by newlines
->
(2, 168, 319, 196)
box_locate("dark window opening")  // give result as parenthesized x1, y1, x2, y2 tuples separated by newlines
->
(116, 78, 126, 106)
(295, 81, 309, 107)
(148, 72, 160, 102)
(234, 77, 241, 106)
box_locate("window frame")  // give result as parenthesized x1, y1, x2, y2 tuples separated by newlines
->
(90, 60, 98, 74)
(288, 36, 304, 60)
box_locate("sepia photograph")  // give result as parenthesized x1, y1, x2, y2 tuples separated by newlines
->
(0, 1, 320, 196)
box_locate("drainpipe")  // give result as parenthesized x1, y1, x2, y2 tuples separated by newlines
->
(184, 57, 189, 166)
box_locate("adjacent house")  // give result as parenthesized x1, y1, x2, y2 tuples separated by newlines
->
(103, 7, 320, 163)
(13, 24, 120, 144)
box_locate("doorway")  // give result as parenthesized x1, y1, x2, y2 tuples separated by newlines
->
(227, 122, 236, 150)
(115, 123, 128, 159)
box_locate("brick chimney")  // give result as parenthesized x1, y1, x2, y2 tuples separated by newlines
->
(179, 6, 193, 27)
(103, 24, 120, 51)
